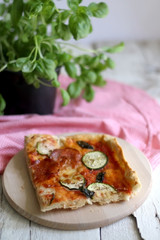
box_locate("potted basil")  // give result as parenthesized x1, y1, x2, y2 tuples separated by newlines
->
(0, 0, 124, 115)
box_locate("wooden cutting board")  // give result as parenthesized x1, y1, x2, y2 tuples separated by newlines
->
(2, 136, 152, 230)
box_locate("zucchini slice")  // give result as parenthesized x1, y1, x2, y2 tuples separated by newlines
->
(82, 151, 108, 170)
(87, 183, 117, 193)
(36, 141, 55, 156)
(60, 174, 85, 190)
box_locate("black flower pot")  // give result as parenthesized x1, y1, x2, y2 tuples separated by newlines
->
(0, 70, 60, 115)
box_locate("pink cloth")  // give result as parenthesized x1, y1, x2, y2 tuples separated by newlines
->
(0, 75, 160, 174)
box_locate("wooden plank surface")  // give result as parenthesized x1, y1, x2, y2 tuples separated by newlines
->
(133, 165, 160, 240)
(101, 215, 142, 240)
(1, 41, 160, 239)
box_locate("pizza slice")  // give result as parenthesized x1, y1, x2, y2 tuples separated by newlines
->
(24, 133, 141, 212)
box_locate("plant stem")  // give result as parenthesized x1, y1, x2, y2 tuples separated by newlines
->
(37, 78, 53, 87)
(28, 47, 36, 61)
(32, 46, 38, 62)
(0, 43, 5, 63)
(34, 36, 43, 59)
(57, 41, 97, 54)
(38, 47, 43, 59)
(40, 13, 46, 25)
(0, 64, 7, 72)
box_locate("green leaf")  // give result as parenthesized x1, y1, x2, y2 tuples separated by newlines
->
(23, 72, 37, 85)
(89, 56, 100, 68)
(48, 70, 58, 82)
(104, 42, 125, 53)
(6, 50, 16, 61)
(37, 24, 47, 35)
(0, 4, 5, 16)
(99, 53, 107, 61)
(64, 62, 77, 78)
(51, 22, 59, 39)
(94, 75, 106, 87)
(67, 80, 83, 99)
(57, 52, 72, 65)
(77, 6, 90, 15)
(88, 2, 109, 18)
(60, 89, 70, 106)
(11, 0, 23, 26)
(81, 70, 97, 84)
(56, 23, 72, 41)
(60, 10, 71, 21)
(22, 60, 37, 73)
(42, 0, 55, 23)
(26, 0, 43, 18)
(93, 61, 109, 71)
(51, 79, 60, 88)
(67, 0, 82, 10)
(8, 57, 28, 72)
(0, 21, 9, 36)
(7, 62, 20, 72)
(75, 54, 92, 65)
(16, 57, 28, 69)
(20, 33, 29, 43)
(106, 58, 115, 69)
(69, 13, 91, 40)
(36, 58, 56, 80)
(0, 94, 6, 115)
(33, 81, 40, 88)
(83, 85, 95, 102)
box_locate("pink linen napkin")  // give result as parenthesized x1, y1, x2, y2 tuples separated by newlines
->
(0, 75, 160, 174)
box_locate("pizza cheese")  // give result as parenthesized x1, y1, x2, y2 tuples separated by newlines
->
(24, 133, 141, 212)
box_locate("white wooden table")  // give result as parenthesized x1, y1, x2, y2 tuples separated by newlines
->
(1, 41, 160, 239)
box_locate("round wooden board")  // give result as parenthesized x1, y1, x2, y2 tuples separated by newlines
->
(2, 136, 152, 230)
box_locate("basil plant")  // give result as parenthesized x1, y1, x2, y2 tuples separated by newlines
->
(0, 0, 124, 114)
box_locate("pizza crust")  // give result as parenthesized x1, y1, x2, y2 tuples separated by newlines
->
(24, 133, 141, 212)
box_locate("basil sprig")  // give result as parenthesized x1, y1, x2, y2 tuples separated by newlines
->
(0, 0, 124, 110)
